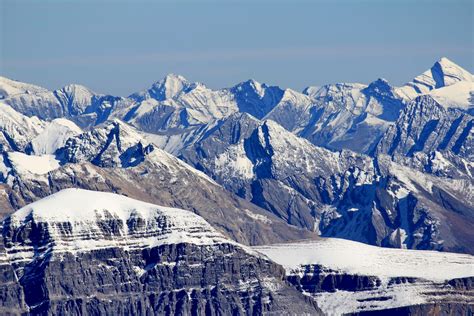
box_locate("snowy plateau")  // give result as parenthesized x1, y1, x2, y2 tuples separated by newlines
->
(0, 57, 473, 315)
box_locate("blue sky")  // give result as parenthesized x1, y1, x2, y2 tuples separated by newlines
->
(1, 0, 472, 96)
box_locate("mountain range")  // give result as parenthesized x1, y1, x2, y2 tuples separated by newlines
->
(0, 57, 472, 315)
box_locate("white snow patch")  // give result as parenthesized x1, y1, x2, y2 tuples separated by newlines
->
(242, 209, 272, 224)
(428, 81, 474, 109)
(254, 238, 474, 282)
(214, 143, 255, 181)
(30, 118, 82, 154)
(7, 152, 61, 175)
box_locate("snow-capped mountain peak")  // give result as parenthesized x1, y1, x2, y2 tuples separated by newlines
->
(58, 83, 97, 97)
(398, 57, 473, 99)
(429, 56, 473, 86)
(129, 73, 197, 102)
(230, 79, 285, 119)
(0, 76, 50, 99)
(366, 78, 391, 92)
(233, 79, 268, 98)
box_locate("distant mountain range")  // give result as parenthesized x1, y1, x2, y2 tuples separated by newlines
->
(0, 57, 472, 315)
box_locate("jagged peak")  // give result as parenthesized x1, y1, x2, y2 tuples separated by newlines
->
(364, 78, 394, 95)
(162, 73, 188, 82)
(369, 78, 390, 86)
(60, 83, 96, 93)
(306, 82, 367, 99)
(154, 73, 196, 91)
(232, 79, 286, 100)
(56, 84, 98, 100)
(129, 73, 199, 102)
(436, 56, 464, 69)
(431, 57, 473, 82)
(399, 57, 473, 99)
(278, 88, 312, 104)
(302, 86, 321, 96)
(232, 78, 269, 97)
(224, 111, 261, 123)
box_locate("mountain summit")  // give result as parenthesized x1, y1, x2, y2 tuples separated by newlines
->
(129, 73, 197, 102)
(398, 57, 473, 99)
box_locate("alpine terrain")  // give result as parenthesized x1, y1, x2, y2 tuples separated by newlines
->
(0, 57, 472, 315)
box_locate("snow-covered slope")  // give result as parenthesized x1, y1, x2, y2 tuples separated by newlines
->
(427, 80, 474, 110)
(120, 83, 237, 133)
(397, 57, 473, 99)
(0, 58, 472, 253)
(0, 76, 50, 99)
(377, 93, 473, 161)
(258, 79, 405, 154)
(0, 189, 321, 315)
(255, 238, 473, 282)
(176, 116, 377, 231)
(255, 238, 474, 315)
(29, 118, 82, 154)
(230, 79, 285, 119)
(129, 74, 197, 102)
(1, 118, 315, 246)
(6, 152, 61, 176)
(165, 114, 474, 254)
(120, 76, 286, 133)
(0, 76, 130, 127)
(263, 88, 314, 132)
(9, 188, 234, 255)
(0, 101, 45, 152)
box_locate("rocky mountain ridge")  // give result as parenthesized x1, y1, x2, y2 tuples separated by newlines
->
(0, 189, 321, 315)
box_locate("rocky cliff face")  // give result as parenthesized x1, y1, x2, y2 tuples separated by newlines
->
(167, 114, 473, 253)
(0, 189, 322, 315)
(377, 95, 473, 160)
(118, 77, 285, 134)
(0, 120, 315, 246)
(287, 79, 405, 154)
(352, 303, 473, 316)
(0, 77, 131, 128)
(290, 268, 474, 316)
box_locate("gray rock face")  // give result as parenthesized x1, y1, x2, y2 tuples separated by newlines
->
(0, 120, 315, 246)
(0, 189, 322, 315)
(287, 265, 382, 293)
(290, 266, 474, 316)
(290, 79, 405, 154)
(120, 77, 284, 134)
(230, 80, 285, 119)
(0, 77, 131, 128)
(377, 95, 473, 161)
(350, 303, 473, 316)
(168, 115, 474, 253)
(0, 243, 320, 315)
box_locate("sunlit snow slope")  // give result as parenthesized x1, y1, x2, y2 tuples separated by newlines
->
(255, 239, 474, 315)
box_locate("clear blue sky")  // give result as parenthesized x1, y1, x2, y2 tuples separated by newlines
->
(1, 0, 472, 96)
